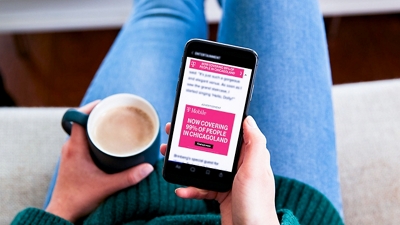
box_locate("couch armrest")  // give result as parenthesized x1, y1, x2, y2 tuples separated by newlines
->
(0, 107, 68, 225)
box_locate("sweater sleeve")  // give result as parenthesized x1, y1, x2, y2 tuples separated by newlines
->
(277, 209, 301, 225)
(274, 176, 344, 225)
(11, 207, 73, 225)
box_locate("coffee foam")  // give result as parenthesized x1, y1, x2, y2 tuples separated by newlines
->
(92, 105, 155, 155)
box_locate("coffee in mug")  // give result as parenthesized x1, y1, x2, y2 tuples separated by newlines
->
(62, 93, 160, 173)
(92, 106, 155, 155)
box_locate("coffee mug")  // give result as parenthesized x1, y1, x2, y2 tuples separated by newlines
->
(61, 93, 160, 174)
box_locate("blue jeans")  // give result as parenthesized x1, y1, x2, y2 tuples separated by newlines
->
(45, 0, 342, 214)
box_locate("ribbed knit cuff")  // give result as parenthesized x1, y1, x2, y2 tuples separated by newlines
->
(11, 207, 73, 225)
(277, 209, 300, 225)
(274, 176, 344, 225)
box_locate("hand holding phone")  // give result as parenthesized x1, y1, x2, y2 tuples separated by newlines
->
(163, 39, 258, 191)
(160, 117, 279, 225)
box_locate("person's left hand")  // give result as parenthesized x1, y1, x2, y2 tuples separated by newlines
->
(45, 100, 154, 223)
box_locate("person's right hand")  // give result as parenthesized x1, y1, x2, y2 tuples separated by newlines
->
(160, 116, 279, 225)
(45, 101, 154, 223)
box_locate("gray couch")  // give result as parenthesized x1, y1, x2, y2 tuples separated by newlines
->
(1, 79, 400, 224)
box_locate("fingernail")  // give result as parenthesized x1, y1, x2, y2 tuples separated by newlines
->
(247, 116, 258, 128)
(140, 164, 154, 177)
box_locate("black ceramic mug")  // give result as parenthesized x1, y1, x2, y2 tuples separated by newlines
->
(62, 93, 160, 174)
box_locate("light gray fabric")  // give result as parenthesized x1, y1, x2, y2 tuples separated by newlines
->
(0, 79, 399, 224)
(0, 108, 68, 225)
(332, 79, 400, 225)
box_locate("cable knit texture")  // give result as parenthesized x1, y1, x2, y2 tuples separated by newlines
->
(12, 160, 343, 225)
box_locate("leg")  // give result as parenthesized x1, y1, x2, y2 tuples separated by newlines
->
(82, 0, 207, 144)
(44, 0, 207, 208)
(217, 0, 342, 213)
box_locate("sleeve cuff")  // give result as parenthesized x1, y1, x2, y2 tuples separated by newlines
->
(277, 209, 301, 225)
(11, 207, 73, 225)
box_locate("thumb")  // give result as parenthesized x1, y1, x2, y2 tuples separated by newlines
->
(239, 116, 271, 172)
(70, 100, 101, 142)
(242, 116, 267, 154)
(110, 163, 154, 191)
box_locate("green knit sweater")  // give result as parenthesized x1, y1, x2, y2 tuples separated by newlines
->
(12, 160, 343, 225)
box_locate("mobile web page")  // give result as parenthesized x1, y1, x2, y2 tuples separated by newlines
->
(169, 57, 253, 172)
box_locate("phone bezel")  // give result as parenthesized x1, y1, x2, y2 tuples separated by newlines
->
(163, 39, 258, 192)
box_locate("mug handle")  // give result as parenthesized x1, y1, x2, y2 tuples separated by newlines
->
(61, 109, 89, 135)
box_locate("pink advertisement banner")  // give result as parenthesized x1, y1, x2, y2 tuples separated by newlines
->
(189, 59, 244, 78)
(179, 105, 235, 155)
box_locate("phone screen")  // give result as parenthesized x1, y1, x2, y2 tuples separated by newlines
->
(168, 56, 253, 172)
(163, 39, 257, 191)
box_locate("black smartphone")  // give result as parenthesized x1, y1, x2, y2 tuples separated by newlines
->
(162, 39, 258, 192)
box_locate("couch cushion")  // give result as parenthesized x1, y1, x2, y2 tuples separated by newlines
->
(0, 107, 68, 225)
(332, 79, 400, 224)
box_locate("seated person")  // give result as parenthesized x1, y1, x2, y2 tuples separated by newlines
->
(12, 0, 343, 224)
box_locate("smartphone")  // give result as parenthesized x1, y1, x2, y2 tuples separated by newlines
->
(162, 39, 258, 192)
